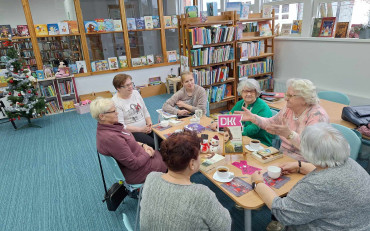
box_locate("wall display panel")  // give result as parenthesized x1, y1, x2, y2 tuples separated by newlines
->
(29, 0, 78, 25)
(165, 29, 180, 54)
(128, 30, 163, 66)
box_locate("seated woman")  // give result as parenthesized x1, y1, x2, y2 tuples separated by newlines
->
(162, 71, 207, 117)
(236, 78, 329, 161)
(140, 130, 231, 231)
(112, 73, 155, 148)
(90, 97, 167, 184)
(251, 123, 370, 230)
(211, 79, 274, 146)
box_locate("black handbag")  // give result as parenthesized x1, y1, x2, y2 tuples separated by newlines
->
(97, 151, 128, 211)
(341, 105, 370, 127)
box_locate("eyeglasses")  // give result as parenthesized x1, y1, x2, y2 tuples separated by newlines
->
(120, 82, 134, 89)
(285, 94, 299, 99)
(242, 90, 255, 94)
(103, 110, 116, 114)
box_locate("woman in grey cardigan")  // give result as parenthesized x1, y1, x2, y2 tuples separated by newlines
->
(162, 71, 207, 116)
(140, 130, 231, 231)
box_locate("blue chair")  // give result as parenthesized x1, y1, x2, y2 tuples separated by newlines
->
(270, 108, 279, 116)
(99, 154, 142, 231)
(331, 123, 361, 160)
(318, 91, 350, 105)
(206, 100, 210, 117)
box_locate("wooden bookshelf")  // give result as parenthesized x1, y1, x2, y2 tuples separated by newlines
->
(85, 31, 123, 35)
(36, 34, 81, 38)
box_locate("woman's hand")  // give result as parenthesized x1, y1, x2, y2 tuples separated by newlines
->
(143, 144, 155, 157)
(210, 121, 218, 131)
(234, 106, 255, 122)
(251, 171, 264, 182)
(266, 124, 291, 138)
(279, 162, 299, 175)
(177, 109, 190, 116)
(176, 100, 187, 108)
(145, 124, 152, 133)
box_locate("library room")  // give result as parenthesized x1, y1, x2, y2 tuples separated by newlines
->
(1, 0, 369, 230)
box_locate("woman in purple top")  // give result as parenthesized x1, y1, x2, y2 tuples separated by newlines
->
(90, 97, 167, 184)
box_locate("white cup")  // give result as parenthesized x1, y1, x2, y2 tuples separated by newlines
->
(160, 120, 169, 127)
(250, 139, 261, 150)
(195, 109, 203, 119)
(267, 166, 282, 179)
(216, 166, 231, 179)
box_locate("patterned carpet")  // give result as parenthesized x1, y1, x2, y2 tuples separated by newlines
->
(0, 94, 272, 231)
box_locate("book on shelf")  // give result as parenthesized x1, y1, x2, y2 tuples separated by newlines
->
(66, 21, 78, 34)
(180, 55, 189, 72)
(63, 100, 75, 111)
(193, 66, 229, 86)
(238, 57, 273, 78)
(16, 25, 29, 36)
(91, 61, 96, 72)
(147, 54, 155, 65)
(144, 16, 154, 29)
(113, 20, 122, 31)
(58, 22, 69, 34)
(152, 16, 160, 28)
(348, 24, 362, 38)
(226, 2, 241, 14)
(95, 19, 106, 32)
(76, 61, 87, 73)
(262, 5, 272, 18)
(238, 41, 263, 59)
(207, 2, 218, 16)
(131, 57, 142, 67)
(118, 56, 128, 68)
(104, 19, 114, 31)
(84, 21, 98, 33)
(36, 70, 44, 80)
(47, 24, 59, 35)
(200, 154, 226, 172)
(34, 24, 48, 36)
(126, 18, 136, 30)
(280, 23, 292, 36)
(190, 45, 233, 67)
(136, 17, 145, 30)
(101, 60, 109, 70)
(319, 17, 336, 37)
(171, 15, 178, 27)
(43, 64, 54, 79)
(108, 57, 119, 70)
(291, 20, 302, 35)
(69, 64, 78, 74)
(167, 50, 178, 62)
(311, 18, 322, 37)
(164, 16, 172, 27)
(185, 6, 198, 18)
(335, 22, 349, 38)
(155, 55, 163, 64)
(0, 25, 12, 38)
(140, 56, 147, 66)
(188, 26, 235, 46)
(259, 22, 272, 36)
(240, 2, 250, 19)
(206, 83, 233, 103)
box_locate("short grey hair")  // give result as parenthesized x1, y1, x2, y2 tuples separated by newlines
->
(300, 123, 350, 168)
(286, 78, 319, 105)
(90, 97, 114, 120)
(237, 78, 261, 97)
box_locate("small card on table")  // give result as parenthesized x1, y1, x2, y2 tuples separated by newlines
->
(221, 177, 253, 197)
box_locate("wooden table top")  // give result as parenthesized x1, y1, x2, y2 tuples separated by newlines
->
(267, 99, 356, 129)
(153, 116, 304, 210)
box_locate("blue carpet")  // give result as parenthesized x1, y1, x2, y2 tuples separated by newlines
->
(0, 93, 273, 231)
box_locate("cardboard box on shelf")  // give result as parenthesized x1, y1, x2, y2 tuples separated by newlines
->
(79, 91, 113, 102)
(139, 83, 166, 98)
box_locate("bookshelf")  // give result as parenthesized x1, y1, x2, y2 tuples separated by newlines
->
(0, 38, 37, 69)
(36, 79, 61, 115)
(235, 10, 275, 94)
(179, 12, 237, 113)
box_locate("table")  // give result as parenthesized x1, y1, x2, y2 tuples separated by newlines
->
(152, 116, 304, 231)
(267, 99, 356, 129)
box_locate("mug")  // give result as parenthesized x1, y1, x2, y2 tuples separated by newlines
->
(195, 109, 203, 119)
(250, 139, 261, 150)
(216, 166, 230, 179)
(267, 166, 282, 179)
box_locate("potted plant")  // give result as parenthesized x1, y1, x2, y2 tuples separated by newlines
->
(359, 10, 370, 39)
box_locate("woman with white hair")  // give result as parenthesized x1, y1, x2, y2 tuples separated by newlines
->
(250, 123, 370, 230)
(236, 78, 329, 161)
(90, 97, 167, 184)
(211, 78, 274, 146)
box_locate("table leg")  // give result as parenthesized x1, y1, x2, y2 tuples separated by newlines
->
(244, 209, 252, 231)
(153, 132, 159, 150)
(174, 81, 177, 93)
(166, 79, 170, 94)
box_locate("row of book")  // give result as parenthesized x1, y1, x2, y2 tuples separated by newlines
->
(45, 101, 60, 114)
(193, 66, 230, 86)
(126, 15, 177, 30)
(206, 84, 233, 103)
(84, 19, 122, 33)
(58, 81, 74, 95)
(239, 75, 274, 92)
(190, 45, 234, 67)
(236, 22, 272, 39)
(39, 41, 78, 51)
(238, 41, 265, 59)
(188, 26, 235, 46)
(39, 84, 56, 97)
(34, 21, 79, 36)
(237, 57, 273, 78)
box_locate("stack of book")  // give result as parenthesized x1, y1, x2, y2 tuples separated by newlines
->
(238, 41, 264, 59)
(58, 81, 74, 95)
(188, 26, 235, 46)
(199, 154, 226, 172)
(45, 101, 59, 114)
(39, 85, 56, 97)
(206, 83, 233, 103)
(237, 57, 273, 77)
(193, 66, 229, 86)
(251, 147, 283, 163)
(190, 45, 233, 66)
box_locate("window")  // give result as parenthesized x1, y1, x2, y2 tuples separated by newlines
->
(273, 3, 304, 25)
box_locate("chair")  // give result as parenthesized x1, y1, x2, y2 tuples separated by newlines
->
(331, 123, 361, 160)
(318, 91, 350, 105)
(270, 108, 279, 116)
(206, 100, 210, 117)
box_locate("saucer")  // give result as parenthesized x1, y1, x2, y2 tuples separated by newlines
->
(213, 171, 234, 183)
(245, 144, 264, 152)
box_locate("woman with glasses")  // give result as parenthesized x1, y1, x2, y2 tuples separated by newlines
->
(162, 71, 207, 117)
(236, 78, 329, 161)
(112, 74, 155, 148)
(91, 97, 167, 184)
(210, 79, 274, 146)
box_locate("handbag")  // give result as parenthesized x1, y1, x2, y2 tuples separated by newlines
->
(97, 151, 128, 211)
(341, 105, 370, 127)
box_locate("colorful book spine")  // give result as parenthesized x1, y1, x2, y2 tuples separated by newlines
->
(190, 45, 233, 67)
(188, 26, 235, 46)
(237, 58, 273, 78)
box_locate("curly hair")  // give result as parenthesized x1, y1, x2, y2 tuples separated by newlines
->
(160, 130, 201, 172)
(287, 78, 319, 105)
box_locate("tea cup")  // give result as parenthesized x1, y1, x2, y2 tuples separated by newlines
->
(267, 166, 282, 179)
(216, 166, 231, 179)
(250, 139, 261, 150)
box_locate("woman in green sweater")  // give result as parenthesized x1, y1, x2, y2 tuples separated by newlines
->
(211, 79, 274, 146)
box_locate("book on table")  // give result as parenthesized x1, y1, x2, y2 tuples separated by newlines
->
(251, 147, 283, 163)
(200, 154, 226, 172)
